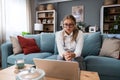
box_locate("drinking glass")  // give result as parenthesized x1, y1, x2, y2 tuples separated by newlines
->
(15, 58, 25, 69)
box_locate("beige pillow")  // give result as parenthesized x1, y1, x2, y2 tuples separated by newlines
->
(99, 38, 120, 59)
(10, 36, 22, 54)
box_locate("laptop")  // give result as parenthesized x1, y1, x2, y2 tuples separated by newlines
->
(33, 58, 80, 80)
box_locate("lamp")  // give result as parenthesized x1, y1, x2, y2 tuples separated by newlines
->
(34, 23, 43, 31)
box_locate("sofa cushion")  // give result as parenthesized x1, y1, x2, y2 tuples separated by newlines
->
(10, 36, 23, 54)
(99, 38, 120, 59)
(82, 32, 102, 57)
(40, 33, 55, 53)
(54, 42, 58, 55)
(17, 36, 40, 54)
(7, 52, 53, 65)
(45, 55, 58, 60)
(7, 54, 25, 65)
(84, 56, 120, 77)
(100, 76, 120, 80)
(25, 52, 53, 64)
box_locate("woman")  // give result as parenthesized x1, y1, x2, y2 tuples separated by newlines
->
(56, 15, 85, 70)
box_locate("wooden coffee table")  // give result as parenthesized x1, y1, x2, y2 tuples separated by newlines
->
(0, 64, 100, 80)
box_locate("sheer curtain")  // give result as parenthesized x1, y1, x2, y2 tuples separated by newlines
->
(0, 0, 5, 44)
(0, 0, 32, 42)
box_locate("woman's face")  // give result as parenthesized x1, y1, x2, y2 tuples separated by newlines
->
(63, 19, 75, 35)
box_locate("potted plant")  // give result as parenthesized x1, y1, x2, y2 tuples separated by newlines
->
(22, 32, 30, 36)
(76, 22, 90, 32)
(110, 15, 120, 34)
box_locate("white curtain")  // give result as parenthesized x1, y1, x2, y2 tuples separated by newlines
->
(0, 0, 4, 44)
(0, 0, 32, 42)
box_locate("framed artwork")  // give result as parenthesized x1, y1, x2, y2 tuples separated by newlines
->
(72, 5, 84, 22)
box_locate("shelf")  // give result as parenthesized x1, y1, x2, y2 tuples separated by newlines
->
(108, 12, 120, 15)
(43, 23, 54, 25)
(35, 10, 56, 34)
(104, 21, 114, 23)
(101, 5, 120, 34)
(38, 17, 54, 19)
(34, 30, 53, 34)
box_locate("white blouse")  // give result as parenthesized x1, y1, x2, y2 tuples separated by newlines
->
(55, 30, 84, 58)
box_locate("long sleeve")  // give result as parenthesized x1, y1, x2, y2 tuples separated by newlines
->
(55, 31, 66, 57)
(55, 30, 84, 58)
(74, 31, 84, 57)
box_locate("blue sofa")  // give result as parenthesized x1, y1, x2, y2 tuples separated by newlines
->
(1, 32, 120, 80)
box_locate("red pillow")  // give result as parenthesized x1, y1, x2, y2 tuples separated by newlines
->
(17, 36, 40, 54)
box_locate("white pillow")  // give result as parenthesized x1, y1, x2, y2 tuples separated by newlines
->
(99, 38, 120, 59)
(10, 36, 22, 54)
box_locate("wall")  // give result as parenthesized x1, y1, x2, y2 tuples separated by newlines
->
(30, 0, 36, 33)
(34, 0, 104, 31)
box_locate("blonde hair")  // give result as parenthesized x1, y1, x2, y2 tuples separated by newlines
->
(62, 15, 79, 42)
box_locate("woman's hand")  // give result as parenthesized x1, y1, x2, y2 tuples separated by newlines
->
(63, 51, 76, 61)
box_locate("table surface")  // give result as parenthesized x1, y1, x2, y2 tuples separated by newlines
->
(0, 64, 100, 80)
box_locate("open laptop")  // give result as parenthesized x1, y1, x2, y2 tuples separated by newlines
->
(33, 58, 80, 80)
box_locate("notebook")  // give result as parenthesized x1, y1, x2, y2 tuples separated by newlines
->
(33, 58, 80, 80)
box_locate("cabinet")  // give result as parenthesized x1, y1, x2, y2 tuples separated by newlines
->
(100, 4, 120, 34)
(35, 10, 56, 33)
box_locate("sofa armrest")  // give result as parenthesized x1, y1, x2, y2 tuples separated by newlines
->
(1, 42, 13, 68)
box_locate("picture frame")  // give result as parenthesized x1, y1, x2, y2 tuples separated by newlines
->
(72, 5, 84, 22)
(89, 26, 96, 32)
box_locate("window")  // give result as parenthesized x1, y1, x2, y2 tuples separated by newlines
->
(0, 0, 31, 41)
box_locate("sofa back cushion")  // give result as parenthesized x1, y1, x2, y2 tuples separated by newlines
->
(81, 32, 102, 57)
(40, 33, 55, 53)
(54, 42, 58, 55)
(54, 32, 102, 56)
